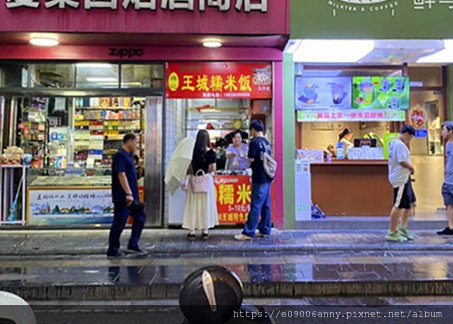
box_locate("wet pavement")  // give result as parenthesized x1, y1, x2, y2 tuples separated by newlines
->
(1, 229, 453, 303)
(0, 229, 452, 255)
(1, 250, 453, 300)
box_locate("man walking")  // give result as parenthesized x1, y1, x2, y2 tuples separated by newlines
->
(438, 122, 453, 236)
(386, 125, 416, 242)
(107, 133, 146, 258)
(235, 120, 273, 241)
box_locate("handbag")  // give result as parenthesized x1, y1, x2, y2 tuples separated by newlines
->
(191, 169, 211, 193)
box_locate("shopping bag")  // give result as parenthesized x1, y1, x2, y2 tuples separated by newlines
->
(190, 170, 210, 193)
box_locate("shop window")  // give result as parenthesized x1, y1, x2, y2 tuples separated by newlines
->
(121, 64, 164, 89)
(76, 63, 119, 89)
(408, 66, 443, 87)
(28, 64, 75, 88)
(0, 63, 25, 87)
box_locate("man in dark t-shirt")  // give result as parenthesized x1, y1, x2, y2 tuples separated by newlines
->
(235, 120, 273, 240)
(107, 134, 147, 258)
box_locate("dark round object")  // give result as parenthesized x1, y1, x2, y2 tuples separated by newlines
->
(179, 266, 243, 324)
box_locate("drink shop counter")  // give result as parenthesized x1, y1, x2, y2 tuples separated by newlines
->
(310, 160, 392, 217)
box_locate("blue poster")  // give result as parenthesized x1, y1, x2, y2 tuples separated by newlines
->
(295, 77, 352, 110)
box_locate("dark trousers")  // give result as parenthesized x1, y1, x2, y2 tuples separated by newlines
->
(242, 182, 272, 237)
(108, 203, 146, 255)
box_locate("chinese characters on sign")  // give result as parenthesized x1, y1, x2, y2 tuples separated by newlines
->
(413, 0, 453, 10)
(297, 109, 406, 123)
(166, 62, 272, 99)
(214, 176, 251, 224)
(5, 0, 269, 12)
(28, 188, 114, 224)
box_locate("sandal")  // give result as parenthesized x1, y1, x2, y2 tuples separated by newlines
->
(187, 234, 196, 241)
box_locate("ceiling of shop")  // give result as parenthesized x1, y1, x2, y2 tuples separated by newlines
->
(0, 32, 288, 48)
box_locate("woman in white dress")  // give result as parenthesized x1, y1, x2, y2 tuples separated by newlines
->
(183, 130, 219, 241)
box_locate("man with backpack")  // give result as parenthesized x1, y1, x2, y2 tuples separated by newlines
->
(235, 120, 275, 241)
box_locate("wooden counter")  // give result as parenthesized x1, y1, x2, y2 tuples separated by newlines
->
(310, 160, 392, 217)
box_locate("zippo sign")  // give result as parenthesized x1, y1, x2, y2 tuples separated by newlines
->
(0, 0, 289, 35)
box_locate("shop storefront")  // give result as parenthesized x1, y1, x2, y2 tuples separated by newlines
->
(0, 1, 289, 228)
(285, 0, 453, 227)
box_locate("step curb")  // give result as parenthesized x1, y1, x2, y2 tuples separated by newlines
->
(3, 280, 453, 301)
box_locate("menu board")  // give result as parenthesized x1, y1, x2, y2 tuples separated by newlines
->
(295, 77, 352, 110)
(352, 77, 410, 109)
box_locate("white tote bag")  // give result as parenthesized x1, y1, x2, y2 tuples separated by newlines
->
(190, 170, 211, 193)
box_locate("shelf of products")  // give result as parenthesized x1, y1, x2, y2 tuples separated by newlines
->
(19, 97, 48, 169)
(73, 97, 144, 167)
(29, 175, 112, 187)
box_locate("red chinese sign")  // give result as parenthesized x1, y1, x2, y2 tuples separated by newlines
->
(166, 62, 272, 99)
(214, 175, 251, 224)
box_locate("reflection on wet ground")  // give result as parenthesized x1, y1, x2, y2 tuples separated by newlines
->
(1, 251, 453, 298)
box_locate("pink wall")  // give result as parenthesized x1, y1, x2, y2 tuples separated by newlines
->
(0, 45, 282, 61)
(0, 1, 289, 35)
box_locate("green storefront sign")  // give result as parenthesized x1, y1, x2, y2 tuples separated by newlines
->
(291, 0, 453, 39)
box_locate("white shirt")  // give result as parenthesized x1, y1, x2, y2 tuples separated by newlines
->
(388, 138, 411, 188)
(340, 138, 354, 157)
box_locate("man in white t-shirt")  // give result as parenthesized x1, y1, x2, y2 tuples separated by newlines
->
(387, 125, 416, 242)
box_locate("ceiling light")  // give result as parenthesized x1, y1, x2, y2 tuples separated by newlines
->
(29, 36, 59, 47)
(76, 63, 112, 68)
(203, 39, 222, 48)
(86, 77, 118, 82)
(417, 40, 453, 63)
(291, 39, 374, 63)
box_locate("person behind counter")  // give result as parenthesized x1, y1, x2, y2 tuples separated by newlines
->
(226, 130, 249, 172)
(338, 127, 354, 158)
(183, 130, 219, 241)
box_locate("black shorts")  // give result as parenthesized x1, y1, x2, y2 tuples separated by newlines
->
(393, 179, 416, 209)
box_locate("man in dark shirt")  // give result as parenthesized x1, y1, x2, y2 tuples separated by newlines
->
(235, 120, 273, 240)
(107, 134, 146, 258)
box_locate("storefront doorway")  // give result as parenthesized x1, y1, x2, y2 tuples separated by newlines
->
(1, 77, 165, 227)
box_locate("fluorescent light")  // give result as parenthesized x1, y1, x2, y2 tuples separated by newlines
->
(292, 39, 374, 63)
(203, 39, 222, 48)
(417, 40, 453, 63)
(86, 77, 118, 82)
(76, 63, 112, 68)
(29, 36, 59, 47)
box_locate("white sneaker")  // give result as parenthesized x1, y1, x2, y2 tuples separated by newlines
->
(234, 234, 252, 241)
(255, 230, 270, 238)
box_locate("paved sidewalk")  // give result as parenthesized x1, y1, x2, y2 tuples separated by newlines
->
(0, 229, 452, 255)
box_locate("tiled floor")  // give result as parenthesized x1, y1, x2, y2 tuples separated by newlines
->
(0, 229, 453, 255)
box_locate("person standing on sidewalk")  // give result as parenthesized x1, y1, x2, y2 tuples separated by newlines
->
(386, 125, 416, 242)
(235, 120, 272, 241)
(183, 130, 219, 241)
(438, 122, 453, 236)
(107, 134, 146, 258)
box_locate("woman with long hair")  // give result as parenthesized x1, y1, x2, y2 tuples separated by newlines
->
(183, 130, 219, 241)
(338, 127, 354, 157)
